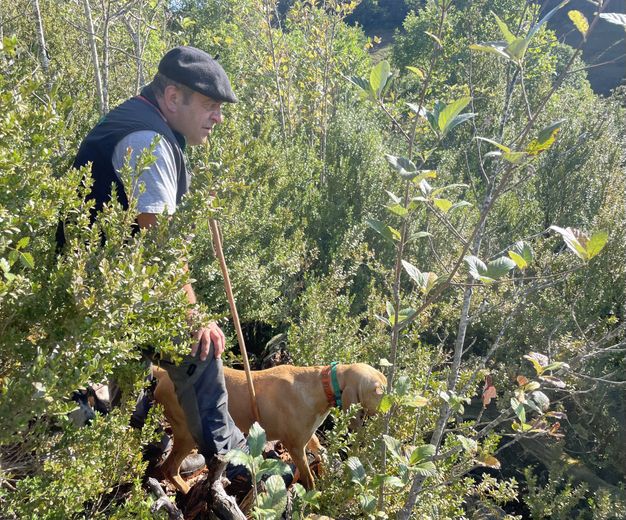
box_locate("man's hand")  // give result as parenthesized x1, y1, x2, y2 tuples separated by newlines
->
(191, 321, 226, 360)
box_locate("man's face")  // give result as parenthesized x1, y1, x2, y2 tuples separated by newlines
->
(167, 88, 224, 146)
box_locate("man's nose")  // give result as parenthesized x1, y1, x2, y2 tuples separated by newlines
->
(211, 109, 223, 124)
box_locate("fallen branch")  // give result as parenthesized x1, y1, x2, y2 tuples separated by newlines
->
(147, 477, 183, 520)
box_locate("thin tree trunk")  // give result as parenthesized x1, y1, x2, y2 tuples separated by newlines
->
(82, 0, 105, 115)
(101, 0, 110, 112)
(32, 0, 50, 82)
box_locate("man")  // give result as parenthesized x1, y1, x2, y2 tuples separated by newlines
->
(69, 46, 247, 481)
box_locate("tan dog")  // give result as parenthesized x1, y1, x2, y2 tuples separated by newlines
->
(152, 363, 386, 492)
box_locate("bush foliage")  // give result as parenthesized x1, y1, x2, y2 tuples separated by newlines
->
(1, 0, 624, 518)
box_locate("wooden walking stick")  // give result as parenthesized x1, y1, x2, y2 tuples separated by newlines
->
(209, 218, 261, 424)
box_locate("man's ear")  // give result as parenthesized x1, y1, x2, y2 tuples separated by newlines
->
(162, 84, 181, 113)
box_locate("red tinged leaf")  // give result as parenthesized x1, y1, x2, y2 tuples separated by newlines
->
(516, 375, 529, 386)
(482, 375, 497, 407)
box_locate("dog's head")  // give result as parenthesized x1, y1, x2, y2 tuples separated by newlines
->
(340, 363, 387, 428)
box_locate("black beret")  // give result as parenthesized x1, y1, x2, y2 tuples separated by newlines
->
(158, 46, 237, 103)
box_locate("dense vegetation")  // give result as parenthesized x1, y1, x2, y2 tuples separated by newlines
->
(0, 0, 624, 518)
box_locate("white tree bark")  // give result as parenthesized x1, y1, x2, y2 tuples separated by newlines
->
(32, 0, 50, 78)
(82, 0, 105, 115)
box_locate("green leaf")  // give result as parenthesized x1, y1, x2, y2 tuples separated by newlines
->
(8, 250, 19, 266)
(502, 151, 529, 164)
(391, 307, 416, 327)
(527, 120, 565, 155)
(257, 475, 287, 513)
(257, 459, 292, 482)
(438, 97, 471, 134)
(224, 449, 252, 469)
(433, 198, 453, 213)
(16, 237, 30, 250)
(599, 13, 626, 27)
(568, 10, 589, 37)
(386, 203, 408, 217)
(413, 170, 438, 185)
(469, 42, 510, 60)
(383, 435, 404, 462)
(359, 494, 377, 513)
(450, 201, 473, 212)
(366, 218, 397, 243)
(531, 391, 550, 412)
(385, 190, 401, 204)
(476, 136, 511, 153)
(346, 456, 366, 484)
(383, 476, 404, 488)
(456, 435, 478, 453)
(493, 12, 516, 43)
(505, 37, 527, 60)
(524, 352, 548, 376)
(525, 1, 570, 49)
(409, 444, 436, 465)
(403, 394, 428, 408)
(347, 75, 374, 99)
(395, 375, 411, 396)
(401, 260, 437, 293)
(370, 60, 391, 98)
(406, 66, 424, 78)
(511, 421, 534, 432)
(19, 252, 34, 269)
(587, 231, 609, 260)
(465, 255, 491, 282)
(385, 155, 417, 180)
(247, 421, 266, 458)
(424, 31, 442, 47)
(486, 257, 517, 279)
(508, 241, 533, 269)
(511, 397, 526, 423)
(550, 226, 608, 261)
(412, 461, 437, 477)
(378, 394, 393, 413)
(386, 301, 395, 319)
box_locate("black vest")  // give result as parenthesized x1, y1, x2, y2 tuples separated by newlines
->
(57, 86, 189, 249)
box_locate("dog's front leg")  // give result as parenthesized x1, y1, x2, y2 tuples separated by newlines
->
(288, 443, 315, 490)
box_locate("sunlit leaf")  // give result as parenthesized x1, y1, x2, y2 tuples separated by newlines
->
(469, 42, 510, 60)
(385, 154, 418, 180)
(450, 201, 473, 212)
(346, 456, 366, 484)
(248, 421, 266, 458)
(403, 394, 429, 408)
(527, 120, 564, 155)
(383, 435, 404, 462)
(457, 435, 478, 453)
(550, 226, 607, 261)
(406, 66, 424, 78)
(386, 203, 408, 217)
(568, 10, 589, 37)
(599, 12, 626, 28)
(493, 12, 516, 43)
(476, 136, 511, 153)
(424, 31, 442, 47)
(531, 391, 550, 412)
(409, 444, 436, 465)
(438, 97, 471, 134)
(370, 60, 391, 98)
(378, 394, 393, 413)
(477, 454, 501, 469)
(366, 218, 398, 243)
(433, 198, 453, 213)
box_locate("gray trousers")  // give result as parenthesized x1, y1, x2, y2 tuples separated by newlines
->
(134, 344, 246, 458)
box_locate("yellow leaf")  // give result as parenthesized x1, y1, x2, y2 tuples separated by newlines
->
(568, 10, 589, 37)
